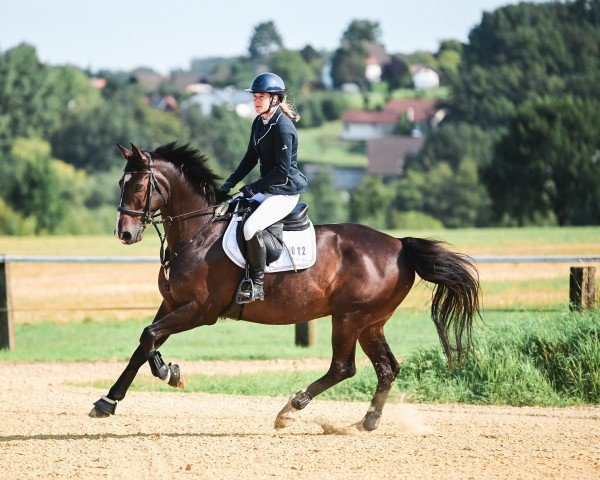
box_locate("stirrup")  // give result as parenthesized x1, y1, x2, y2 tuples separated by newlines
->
(236, 278, 263, 304)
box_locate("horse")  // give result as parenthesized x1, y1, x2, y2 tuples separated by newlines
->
(89, 142, 481, 431)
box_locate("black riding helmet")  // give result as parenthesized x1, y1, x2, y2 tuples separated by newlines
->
(246, 72, 285, 95)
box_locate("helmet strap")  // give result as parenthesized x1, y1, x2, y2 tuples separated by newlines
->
(261, 95, 279, 116)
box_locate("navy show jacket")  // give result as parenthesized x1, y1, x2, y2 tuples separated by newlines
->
(225, 107, 308, 195)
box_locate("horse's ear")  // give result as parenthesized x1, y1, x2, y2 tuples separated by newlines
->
(130, 143, 148, 162)
(116, 143, 132, 159)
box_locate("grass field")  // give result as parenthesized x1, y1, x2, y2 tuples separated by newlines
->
(298, 121, 368, 168)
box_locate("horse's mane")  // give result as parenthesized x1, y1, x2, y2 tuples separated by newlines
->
(152, 142, 222, 204)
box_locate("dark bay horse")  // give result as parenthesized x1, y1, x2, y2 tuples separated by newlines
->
(90, 142, 481, 431)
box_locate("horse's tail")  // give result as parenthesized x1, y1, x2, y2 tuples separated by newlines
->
(400, 237, 481, 366)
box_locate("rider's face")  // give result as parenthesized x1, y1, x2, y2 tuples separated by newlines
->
(253, 93, 272, 115)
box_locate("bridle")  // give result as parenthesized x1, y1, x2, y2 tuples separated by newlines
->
(117, 152, 168, 226)
(116, 152, 239, 271)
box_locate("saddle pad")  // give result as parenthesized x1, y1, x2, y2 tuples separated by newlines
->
(222, 214, 317, 273)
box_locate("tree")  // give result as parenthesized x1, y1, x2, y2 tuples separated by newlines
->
(381, 55, 411, 90)
(436, 40, 463, 84)
(183, 105, 252, 177)
(0, 44, 100, 153)
(394, 160, 490, 227)
(248, 21, 284, 61)
(269, 49, 314, 94)
(348, 176, 394, 228)
(484, 96, 600, 225)
(330, 45, 368, 88)
(341, 20, 381, 46)
(300, 170, 346, 223)
(5, 138, 66, 232)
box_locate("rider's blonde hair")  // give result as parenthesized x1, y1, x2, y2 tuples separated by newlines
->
(275, 94, 301, 123)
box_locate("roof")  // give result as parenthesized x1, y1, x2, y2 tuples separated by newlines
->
(131, 71, 166, 89)
(341, 110, 398, 124)
(170, 72, 206, 91)
(383, 98, 439, 124)
(362, 41, 390, 66)
(367, 136, 425, 176)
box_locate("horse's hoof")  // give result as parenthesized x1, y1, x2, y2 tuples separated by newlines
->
(89, 407, 111, 418)
(176, 372, 185, 389)
(274, 413, 296, 429)
(361, 410, 382, 431)
(274, 398, 298, 429)
(167, 363, 185, 389)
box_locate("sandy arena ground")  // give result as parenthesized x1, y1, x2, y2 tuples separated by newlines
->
(0, 360, 599, 480)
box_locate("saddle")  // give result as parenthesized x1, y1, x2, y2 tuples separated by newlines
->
(236, 199, 310, 265)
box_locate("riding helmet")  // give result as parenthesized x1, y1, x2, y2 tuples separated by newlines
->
(246, 72, 285, 95)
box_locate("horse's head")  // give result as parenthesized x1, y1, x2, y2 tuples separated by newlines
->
(115, 143, 168, 244)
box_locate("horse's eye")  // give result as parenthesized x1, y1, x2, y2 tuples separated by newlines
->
(135, 183, 144, 192)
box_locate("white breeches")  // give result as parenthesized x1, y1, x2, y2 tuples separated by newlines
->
(243, 193, 300, 241)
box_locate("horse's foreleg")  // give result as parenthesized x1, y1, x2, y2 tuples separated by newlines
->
(356, 322, 398, 431)
(275, 314, 359, 429)
(89, 302, 171, 418)
(140, 299, 203, 386)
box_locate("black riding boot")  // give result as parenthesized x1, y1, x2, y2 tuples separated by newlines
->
(240, 230, 266, 302)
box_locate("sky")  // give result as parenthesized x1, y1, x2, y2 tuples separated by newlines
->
(2, 0, 548, 74)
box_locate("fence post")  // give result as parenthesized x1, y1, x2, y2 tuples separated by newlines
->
(569, 266, 596, 311)
(0, 258, 15, 350)
(295, 321, 316, 347)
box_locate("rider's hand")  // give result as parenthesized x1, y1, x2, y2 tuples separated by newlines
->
(240, 184, 255, 198)
(219, 181, 233, 194)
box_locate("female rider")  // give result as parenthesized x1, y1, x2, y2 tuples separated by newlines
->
(220, 72, 308, 302)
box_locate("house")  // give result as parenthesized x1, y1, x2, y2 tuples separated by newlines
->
(145, 94, 179, 112)
(169, 72, 206, 93)
(362, 41, 390, 83)
(367, 136, 425, 177)
(384, 98, 445, 135)
(410, 65, 440, 90)
(341, 110, 398, 141)
(130, 70, 166, 90)
(341, 98, 444, 141)
(182, 86, 254, 118)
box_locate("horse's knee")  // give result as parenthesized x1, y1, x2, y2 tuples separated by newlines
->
(330, 362, 356, 382)
(140, 326, 155, 347)
(376, 366, 396, 389)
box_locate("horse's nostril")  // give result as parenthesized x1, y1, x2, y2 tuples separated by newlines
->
(121, 231, 132, 242)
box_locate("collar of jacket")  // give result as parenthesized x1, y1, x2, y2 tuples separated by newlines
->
(254, 108, 283, 147)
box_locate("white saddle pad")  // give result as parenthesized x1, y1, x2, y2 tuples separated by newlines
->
(222, 212, 317, 273)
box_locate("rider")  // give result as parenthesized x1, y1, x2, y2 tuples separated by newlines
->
(220, 72, 308, 302)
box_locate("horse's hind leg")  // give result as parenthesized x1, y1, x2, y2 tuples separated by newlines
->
(356, 322, 399, 431)
(275, 313, 359, 429)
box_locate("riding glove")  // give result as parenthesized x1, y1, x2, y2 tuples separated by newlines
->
(219, 181, 234, 194)
(240, 184, 255, 198)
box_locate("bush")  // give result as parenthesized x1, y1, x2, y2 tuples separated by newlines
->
(397, 310, 600, 406)
(0, 198, 37, 235)
(389, 210, 444, 230)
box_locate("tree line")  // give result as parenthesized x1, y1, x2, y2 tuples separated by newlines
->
(0, 0, 599, 234)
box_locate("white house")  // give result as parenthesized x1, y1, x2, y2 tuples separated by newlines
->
(411, 66, 440, 90)
(341, 110, 398, 141)
(182, 86, 254, 118)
